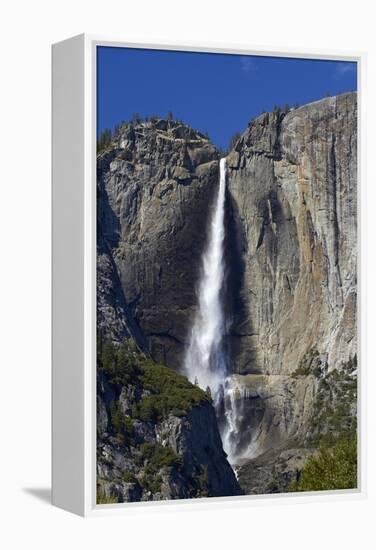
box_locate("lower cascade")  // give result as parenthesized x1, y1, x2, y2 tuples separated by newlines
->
(185, 157, 239, 463)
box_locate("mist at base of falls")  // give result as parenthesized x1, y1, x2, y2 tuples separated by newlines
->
(184, 158, 242, 464)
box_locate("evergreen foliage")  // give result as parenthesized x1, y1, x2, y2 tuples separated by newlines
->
(97, 336, 210, 425)
(290, 433, 357, 492)
(139, 442, 182, 470)
(97, 128, 112, 152)
(307, 355, 357, 447)
(97, 337, 213, 494)
(289, 354, 357, 492)
(96, 486, 119, 504)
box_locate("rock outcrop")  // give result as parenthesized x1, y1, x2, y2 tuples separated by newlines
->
(97, 119, 219, 367)
(96, 345, 241, 502)
(236, 447, 316, 495)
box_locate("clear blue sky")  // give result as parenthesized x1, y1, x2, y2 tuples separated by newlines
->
(97, 46, 357, 150)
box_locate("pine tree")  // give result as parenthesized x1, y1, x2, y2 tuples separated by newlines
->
(102, 339, 116, 373)
(97, 128, 112, 152)
(205, 386, 212, 401)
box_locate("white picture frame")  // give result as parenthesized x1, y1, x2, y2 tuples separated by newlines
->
(52, 34, 366, 517)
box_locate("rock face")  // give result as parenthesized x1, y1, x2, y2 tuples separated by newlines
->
(96, 353, 241, 502)
(97, 119, 219, 367)
(225, 372, 318, 458)
(227, 92, 357, 376)
(234, 354, 357, 494)
(97, 232, 141, 345)
(236, 447, 316, 495)
(225, 92, 357, 458)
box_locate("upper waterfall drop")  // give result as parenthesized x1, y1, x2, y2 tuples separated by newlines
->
(185, 158, 228, 403)
(184, 157, 245, 464)
(184, 157, 241, 463)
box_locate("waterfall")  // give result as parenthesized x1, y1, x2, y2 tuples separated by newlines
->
(185, 158, 237, 462)
(185, 158, 227, 400)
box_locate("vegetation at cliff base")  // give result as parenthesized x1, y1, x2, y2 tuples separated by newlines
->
(96, 336, 218, 500)
(96, 486, 119, 505)
(307, 355, 357, 448)
(288, 354, 358, 492)
(290, 432, 357, 492)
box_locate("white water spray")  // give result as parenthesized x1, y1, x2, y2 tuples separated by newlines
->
(185, 158, 238, 462)
(185, 158, 228, 399)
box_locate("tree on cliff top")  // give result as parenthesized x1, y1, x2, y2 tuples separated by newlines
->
(97, 128, 112, 152)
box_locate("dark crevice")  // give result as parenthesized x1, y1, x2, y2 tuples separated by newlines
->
(256, 221, 265, 249)
(286, 274, 291, 292)
(97, 227, 149, 353)
(148, 331, 184, 345)
(329, 135, 340, 269)
(329, 135, 343, 293)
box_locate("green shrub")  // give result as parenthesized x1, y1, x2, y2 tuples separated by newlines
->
(122, 471, 137, 483)
(137, 443, 182, 493)
(109, 401, 134, 443)
(304, 355, 357, 447)
(133, 361, 209, 422)
(97, 337, 142, 385)
(96, 486, 118, 504)
(139, 473, 163, 493)
(292, 348, 322, 378)
(140, 442, 182, 471)
(97, 128, 112, 153)
(290, 433, 357, 492)
(98, 337, 209, 427)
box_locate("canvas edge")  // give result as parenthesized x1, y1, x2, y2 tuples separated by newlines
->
(52, 33, 86, 516)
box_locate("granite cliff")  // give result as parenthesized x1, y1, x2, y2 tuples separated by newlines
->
(97, 119, 219, 367)
(97, 92, 357, 497)
(227, 92, 357, 376)
(225, 92, 357, 460)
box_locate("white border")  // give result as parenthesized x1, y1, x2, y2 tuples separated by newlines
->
(84, 34, 96, 518)
(78, 35, 365, 516)
(52, 34, 87, 516)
